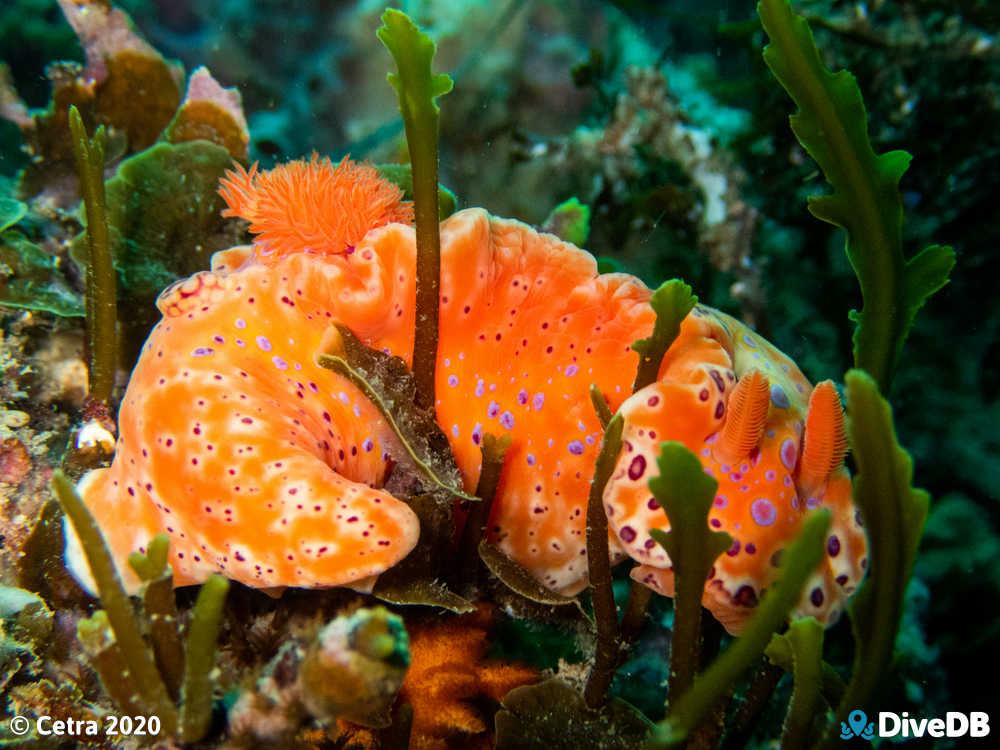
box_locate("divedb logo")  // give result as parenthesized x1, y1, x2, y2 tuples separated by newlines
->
(840, 709, 991, 741)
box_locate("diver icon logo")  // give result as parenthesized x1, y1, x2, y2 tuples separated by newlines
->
(840, 709, 876, 740)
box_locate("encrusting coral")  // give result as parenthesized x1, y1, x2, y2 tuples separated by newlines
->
(66, 152, 866, 635)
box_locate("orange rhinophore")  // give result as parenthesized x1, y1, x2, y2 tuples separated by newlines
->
(68, 157, 866, 633)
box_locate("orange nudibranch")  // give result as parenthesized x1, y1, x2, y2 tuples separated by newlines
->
(66, 156, 866, 635)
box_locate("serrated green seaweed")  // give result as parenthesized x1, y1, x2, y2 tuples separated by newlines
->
(69, 104, 117, 405)
(758, 0, 954, 392)
(765, 618, 825, 748)
(648, 509, 830, 747)
(377, 9, 453, 410)
(647, 442, 732, 704)
(631, 280, 698, 392)
(823, 369, 929, 743)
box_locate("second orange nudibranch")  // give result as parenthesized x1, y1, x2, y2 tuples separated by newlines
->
(67, 155, 866, 637)
(604, 308, 867, 634)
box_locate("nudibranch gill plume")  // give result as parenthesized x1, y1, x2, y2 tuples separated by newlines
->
(66, 156, 866, 634)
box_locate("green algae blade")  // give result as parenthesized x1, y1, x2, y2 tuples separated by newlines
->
(824, 369, 929, 743)
(632, 280, 697, 392)
(757, 0, 954, 392)
(647, 442, 731, 704)
(69, 104, 117, 406)
(180, 574, 229, 743)
(765, 617, 825, 748)
(648, 509, 830, 747)
(51, 471, 178, 735)
(377, 9, 453, 411)
(583, 413, 625, 706)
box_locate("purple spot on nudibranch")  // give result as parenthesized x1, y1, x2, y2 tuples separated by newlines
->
(806, 496, 821, 509)
(565, 364, 579, 377)
(235, 318, 247, 329)
(742, 333, 758, 348)
(363, 438, 374, 452)
(715, 401, 725, 419)
(714, 495, 728, 508)
(192, 347, 214, 357)
(500, 411, 515, 429)
(771, 384, 790, 409)
(710, 370, 726, 392)
(568, 440, 585, 455)
(475, 380, 485, 397)
(751, 498, 777, 526)
(628, 455, 646, 480)
(647, 395, 660, 407)
(272, 356, 288, 370)
(256, 336, 272, 352)
(213, 335, 225, 344)
(472, 423, 483, 445)
(727, 539, 741, 556)
(487, 401, 500, 419)
(710, 518, 722, 528)
(447, 375, 459, 387)
(734, 585, 758, 607)
(526, 454, 536, 466)
(620, 526, 637, 543)
(699, 388, 710, 401)
(810, 587, 825, 607)
(647, 497, 660, 510)
(745, 542, 757, 554)
(780, 438, 798, 470)
(517, 389, 529, 405)
(533, 393, 545, 410)
(827, 535, 841, 557)
(765, 470, 776, 482)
